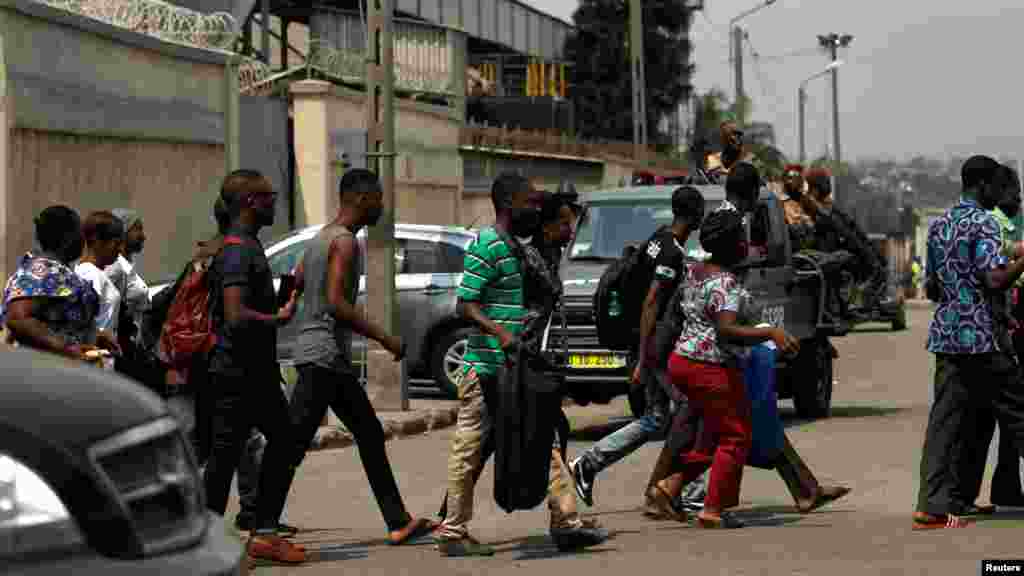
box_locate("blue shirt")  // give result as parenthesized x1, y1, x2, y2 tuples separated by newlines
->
(926, 198, 1009, 355)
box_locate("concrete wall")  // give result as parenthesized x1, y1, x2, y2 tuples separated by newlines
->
(291, 80, 461, 228)
(0, 0, 237, 282)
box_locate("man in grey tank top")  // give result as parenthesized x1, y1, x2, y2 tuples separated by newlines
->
(277, 169, 436, 545)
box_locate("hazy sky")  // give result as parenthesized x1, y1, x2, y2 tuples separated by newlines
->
(523, 0, 1024, 163)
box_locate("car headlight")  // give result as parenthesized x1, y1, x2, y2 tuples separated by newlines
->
(0, 453, 84, 559)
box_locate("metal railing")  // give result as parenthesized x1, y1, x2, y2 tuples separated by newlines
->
(460, 124, 690, 171)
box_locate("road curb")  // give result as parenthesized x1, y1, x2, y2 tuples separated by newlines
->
(310, 406, 459, 451)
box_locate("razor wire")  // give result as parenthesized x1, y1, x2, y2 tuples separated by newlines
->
(37, 0, 237, 50)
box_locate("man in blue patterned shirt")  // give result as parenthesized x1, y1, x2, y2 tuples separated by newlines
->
(914, 156, 1024, 530)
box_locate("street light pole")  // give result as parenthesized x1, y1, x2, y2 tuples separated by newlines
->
(817, 33, 852, 201)
(729, 0, 776, 125)
(798, 60, 843, 166)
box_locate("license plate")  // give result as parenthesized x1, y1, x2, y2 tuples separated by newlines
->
(569, 354, 627, 369)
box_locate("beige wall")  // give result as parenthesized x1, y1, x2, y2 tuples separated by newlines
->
(10, 129, 226, 282)
(291, 80, 461, 227)
(0, 1, 237, 282)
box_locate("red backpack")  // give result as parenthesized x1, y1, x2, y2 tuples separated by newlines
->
(158, 236, 242, 368)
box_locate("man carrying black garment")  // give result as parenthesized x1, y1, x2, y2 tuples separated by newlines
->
(202, 169, 303, 563)
(434, 173, 606, 557)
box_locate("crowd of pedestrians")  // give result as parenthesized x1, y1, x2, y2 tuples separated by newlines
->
(2, 153, 1020, 565)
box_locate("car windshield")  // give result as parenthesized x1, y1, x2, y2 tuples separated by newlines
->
(568, 200, 717, 261)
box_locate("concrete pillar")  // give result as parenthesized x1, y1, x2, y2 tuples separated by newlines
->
(289, 80, 333, 227)
(365, 0, 406, 412)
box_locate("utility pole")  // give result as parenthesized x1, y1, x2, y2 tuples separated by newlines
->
(728, 0, 776, 127)
(818, 33, 852, 201)
(629, 0, 647, 164)
(365, 0, 405, 410)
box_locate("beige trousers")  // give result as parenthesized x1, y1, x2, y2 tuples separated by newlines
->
(437, 367, 580, 540)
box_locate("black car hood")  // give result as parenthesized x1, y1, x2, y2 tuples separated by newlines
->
(0, 348, 167, 451)
(560, 260, 609, 298)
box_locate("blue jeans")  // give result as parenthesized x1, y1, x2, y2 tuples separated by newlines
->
(578, 364, 670, 473)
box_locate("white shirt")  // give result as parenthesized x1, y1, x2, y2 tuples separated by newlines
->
(105, 255, 151, 320)
(75, 262, 121, 335)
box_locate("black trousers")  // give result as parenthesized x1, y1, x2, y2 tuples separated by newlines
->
(203, 369, 295, 532)
(963, 338, 1024, 505)
(918, 352, 1024, 516)
(287, 364, 411, 532)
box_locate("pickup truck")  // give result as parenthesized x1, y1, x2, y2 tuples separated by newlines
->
(544, 184, 843, 420)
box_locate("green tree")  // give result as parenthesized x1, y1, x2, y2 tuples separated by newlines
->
(563, 0, 695, 146)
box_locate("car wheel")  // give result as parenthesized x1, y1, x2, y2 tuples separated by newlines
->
(432, 327, 473, 398)
(627, 386, 647, 419)
(792, 339, 833, 419)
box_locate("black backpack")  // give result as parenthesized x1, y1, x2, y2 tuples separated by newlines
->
(593, 230, 664, 350)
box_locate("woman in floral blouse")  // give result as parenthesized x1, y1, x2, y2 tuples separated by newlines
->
(656, 208, 800, 528)
(1, 205, 114, 359)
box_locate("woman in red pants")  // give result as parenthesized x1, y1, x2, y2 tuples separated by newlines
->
(656, 208, 800, 528)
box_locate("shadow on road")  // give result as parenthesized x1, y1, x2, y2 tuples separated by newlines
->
(569, 405, 909, 442)
(476, 534, 618, 561)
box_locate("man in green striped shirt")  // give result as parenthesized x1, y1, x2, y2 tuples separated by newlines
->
(436, 173, 607, 556)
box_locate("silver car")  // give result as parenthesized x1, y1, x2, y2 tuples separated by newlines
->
(151, 224, 477, 396)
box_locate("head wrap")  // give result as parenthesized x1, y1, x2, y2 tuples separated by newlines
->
(111, 208, 141, 232)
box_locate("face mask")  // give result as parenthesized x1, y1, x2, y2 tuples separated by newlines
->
(365, 204, 384, 227)
(509, 207, 541, 238)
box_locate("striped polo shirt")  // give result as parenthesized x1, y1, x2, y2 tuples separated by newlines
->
(456, 227, 527, 377)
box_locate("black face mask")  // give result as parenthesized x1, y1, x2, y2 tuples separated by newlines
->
(365, 204, 384, 227)
(722, 144, 742, 166)
(509, 207, 541, 238)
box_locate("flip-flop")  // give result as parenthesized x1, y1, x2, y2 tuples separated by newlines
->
(967, 504, 996, 516)
(388, 518, 439, 546)
(912, 513, 971, 530)
(798, 486, 852, 514)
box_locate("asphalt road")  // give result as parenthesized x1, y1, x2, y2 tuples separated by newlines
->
(245, 306, 1024, 576)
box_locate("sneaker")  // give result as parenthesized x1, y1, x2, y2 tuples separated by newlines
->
(677, 496, 704, 513)
(551, 523, 609, 552)
(437, 536, 496, 557)
(247, 535, 306, 564)
(569, 457, 595, 507)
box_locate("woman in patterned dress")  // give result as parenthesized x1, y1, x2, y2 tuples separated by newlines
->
(0, 205, 112, 360)
(654, 208, 801, 528)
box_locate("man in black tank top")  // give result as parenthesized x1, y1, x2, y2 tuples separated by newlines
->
(281, 169, 436, 546)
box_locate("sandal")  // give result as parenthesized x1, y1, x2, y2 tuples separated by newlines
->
(912, 512, 971, 530)
(389, 517, 439, 546)
(696, 512, 744, 529)
(643, 485, 688, 523)
(798, 486, 852, 514)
